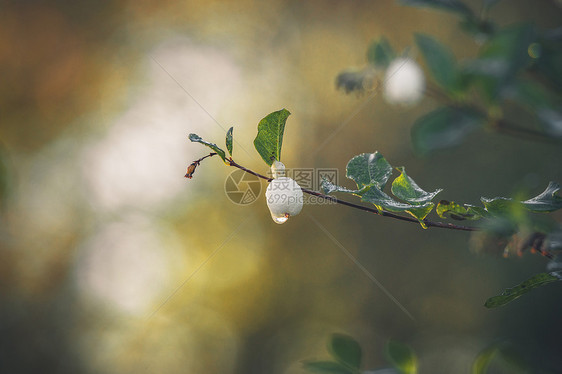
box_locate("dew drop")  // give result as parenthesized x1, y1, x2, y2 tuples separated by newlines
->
(271, 212, 290, 224)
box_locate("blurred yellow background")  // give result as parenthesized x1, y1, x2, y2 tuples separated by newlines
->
(1, 0, 561, 373)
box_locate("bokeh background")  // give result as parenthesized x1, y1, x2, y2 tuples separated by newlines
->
(1, 0, 562, 373)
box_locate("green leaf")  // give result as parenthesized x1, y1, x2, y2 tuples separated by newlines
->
(484, 271, 562, 308)
(398, 0, 474, 19)
(361, 187, 435, 227)
(391, 167, 442, 205)
(385, 340, 418, 374)
(411, 106, 485, 154)
(226, 127, 233, 156)
(480, 183, 562, 216)
(188, 133, 227, 163)
(367, 37, 395, 68)
(521, 182, 562, 212)
(321, 179, 366, 196)
(415, 34, 458, 91)
(253, 108, 291, 166)
(480, 196, 519, 216)
(436, 201, 486, 220)
(302, 361, 353, 374)
(464, 205, 490, 219)
(328, 334, 362, 370)
(346, 152, 393, 190)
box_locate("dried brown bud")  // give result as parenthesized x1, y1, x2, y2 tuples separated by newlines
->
(185, 163, 197, 179)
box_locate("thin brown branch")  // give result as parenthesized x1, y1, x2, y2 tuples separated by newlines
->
(423, 84, 451, 102)
(494, 119, 562, 145)
(185, 152, 217, 178)
(227, 158, 478, 232)
(424, 82, 562, 146)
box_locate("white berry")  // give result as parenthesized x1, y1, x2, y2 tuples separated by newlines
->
(265, 177, 303, 224)
(383, 58, 425, 105)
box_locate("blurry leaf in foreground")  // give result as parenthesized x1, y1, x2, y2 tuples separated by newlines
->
(484, 271, 562, 308)
(472, 345, 498, 374)
(398, 0, 474, 19)
(411, 106, 484, 154)
(473, 342, 532, 373)
(469, 228, 512, 256)
(385, 340, 417, 374)
(328, 333, 362, 370)
(253, 108, 290, 166)
(188, 133, 227, 163)
(302, 360, 353, 374)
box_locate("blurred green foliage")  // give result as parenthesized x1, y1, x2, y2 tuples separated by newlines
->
(338, 0, 562, 153)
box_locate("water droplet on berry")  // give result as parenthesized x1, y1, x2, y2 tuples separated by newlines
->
(271, 212, 289, 224)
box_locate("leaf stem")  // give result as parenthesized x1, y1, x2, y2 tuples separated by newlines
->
(227, 158, 478, 231)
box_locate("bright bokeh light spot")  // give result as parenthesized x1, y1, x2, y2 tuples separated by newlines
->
(528, 42, 542, 58)
(82, 38, 241, 211)
(74, 215, 183, 315)
(77, 306, 238, 374)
